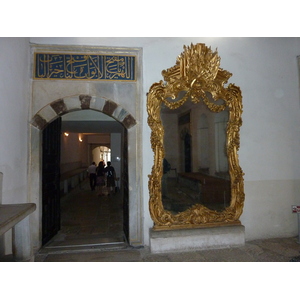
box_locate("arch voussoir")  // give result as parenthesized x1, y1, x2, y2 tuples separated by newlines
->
(31, 95, 136, 130)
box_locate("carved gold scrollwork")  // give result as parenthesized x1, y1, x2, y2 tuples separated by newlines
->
(147, 43, 245, 229)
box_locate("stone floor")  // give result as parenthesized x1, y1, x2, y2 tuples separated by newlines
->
(35, 236, 300, 262)
(30, 179, 300, 262)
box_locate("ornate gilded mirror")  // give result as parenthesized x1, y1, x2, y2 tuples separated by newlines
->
(147, 43, 244, 229)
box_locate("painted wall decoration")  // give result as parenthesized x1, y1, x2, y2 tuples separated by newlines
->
(34, 53, 136, 81)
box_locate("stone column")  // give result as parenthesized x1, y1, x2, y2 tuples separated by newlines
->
(12, 216, 33, 262)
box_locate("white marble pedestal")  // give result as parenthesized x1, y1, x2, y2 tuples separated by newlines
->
(150, 225, 245, 253)
(0, 203, 36, 261)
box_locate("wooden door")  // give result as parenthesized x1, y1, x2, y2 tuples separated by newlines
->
(42, 117, 61, 245)
(122, 128, 129, 242)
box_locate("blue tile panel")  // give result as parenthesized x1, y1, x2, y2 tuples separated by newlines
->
(34, 53, 136, 81)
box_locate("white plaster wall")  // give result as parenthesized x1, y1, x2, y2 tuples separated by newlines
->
(26, 37, 300, 242)
(0, 38, 30, 204)
(0, 37, 30, 253)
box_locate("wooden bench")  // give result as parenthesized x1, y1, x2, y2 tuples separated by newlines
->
(0, 203, 36, 262)
(60, 168, 87, 194)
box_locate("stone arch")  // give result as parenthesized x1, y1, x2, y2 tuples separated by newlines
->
(31, 94, 137, 130)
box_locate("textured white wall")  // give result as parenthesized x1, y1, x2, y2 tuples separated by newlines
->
(0, 38, 30, 205)
(29, 37, 300, 241)
(0, 38, 30, 254)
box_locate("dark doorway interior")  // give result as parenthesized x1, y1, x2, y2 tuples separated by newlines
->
(42, 112, 129, 250)
(184, 132, 192, 172)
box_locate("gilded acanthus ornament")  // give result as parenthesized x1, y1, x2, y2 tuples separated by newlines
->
(147, 43, 244, 230)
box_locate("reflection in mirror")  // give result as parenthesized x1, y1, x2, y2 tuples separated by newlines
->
(161, 95, 230, 214)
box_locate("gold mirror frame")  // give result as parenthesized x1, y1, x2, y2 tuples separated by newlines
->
(147, 43, 245, 230)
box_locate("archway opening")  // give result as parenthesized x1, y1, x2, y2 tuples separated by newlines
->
(41, 109, 129, 249)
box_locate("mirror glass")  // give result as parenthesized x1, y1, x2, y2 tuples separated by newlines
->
(161, 94, 231, 214)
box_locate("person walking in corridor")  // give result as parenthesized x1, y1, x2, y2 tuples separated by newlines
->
(87, 162, 97, 191)
(105, 161, 117, 195)
(96, 161, 106, 196)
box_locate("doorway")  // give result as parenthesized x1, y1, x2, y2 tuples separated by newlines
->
(30, 94, 142, 251)
(41, 110, 129, 249)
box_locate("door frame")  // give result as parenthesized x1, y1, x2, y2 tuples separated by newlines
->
(29, 95, 143, 251)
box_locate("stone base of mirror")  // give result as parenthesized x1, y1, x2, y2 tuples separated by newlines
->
(149, 225, 245, 254)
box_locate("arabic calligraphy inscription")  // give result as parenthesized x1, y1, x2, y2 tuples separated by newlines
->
(34, 53, 136, 81)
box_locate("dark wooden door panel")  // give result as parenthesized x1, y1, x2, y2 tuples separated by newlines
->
(122, 128, 129, 242)
(42, 117, 61, 245)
